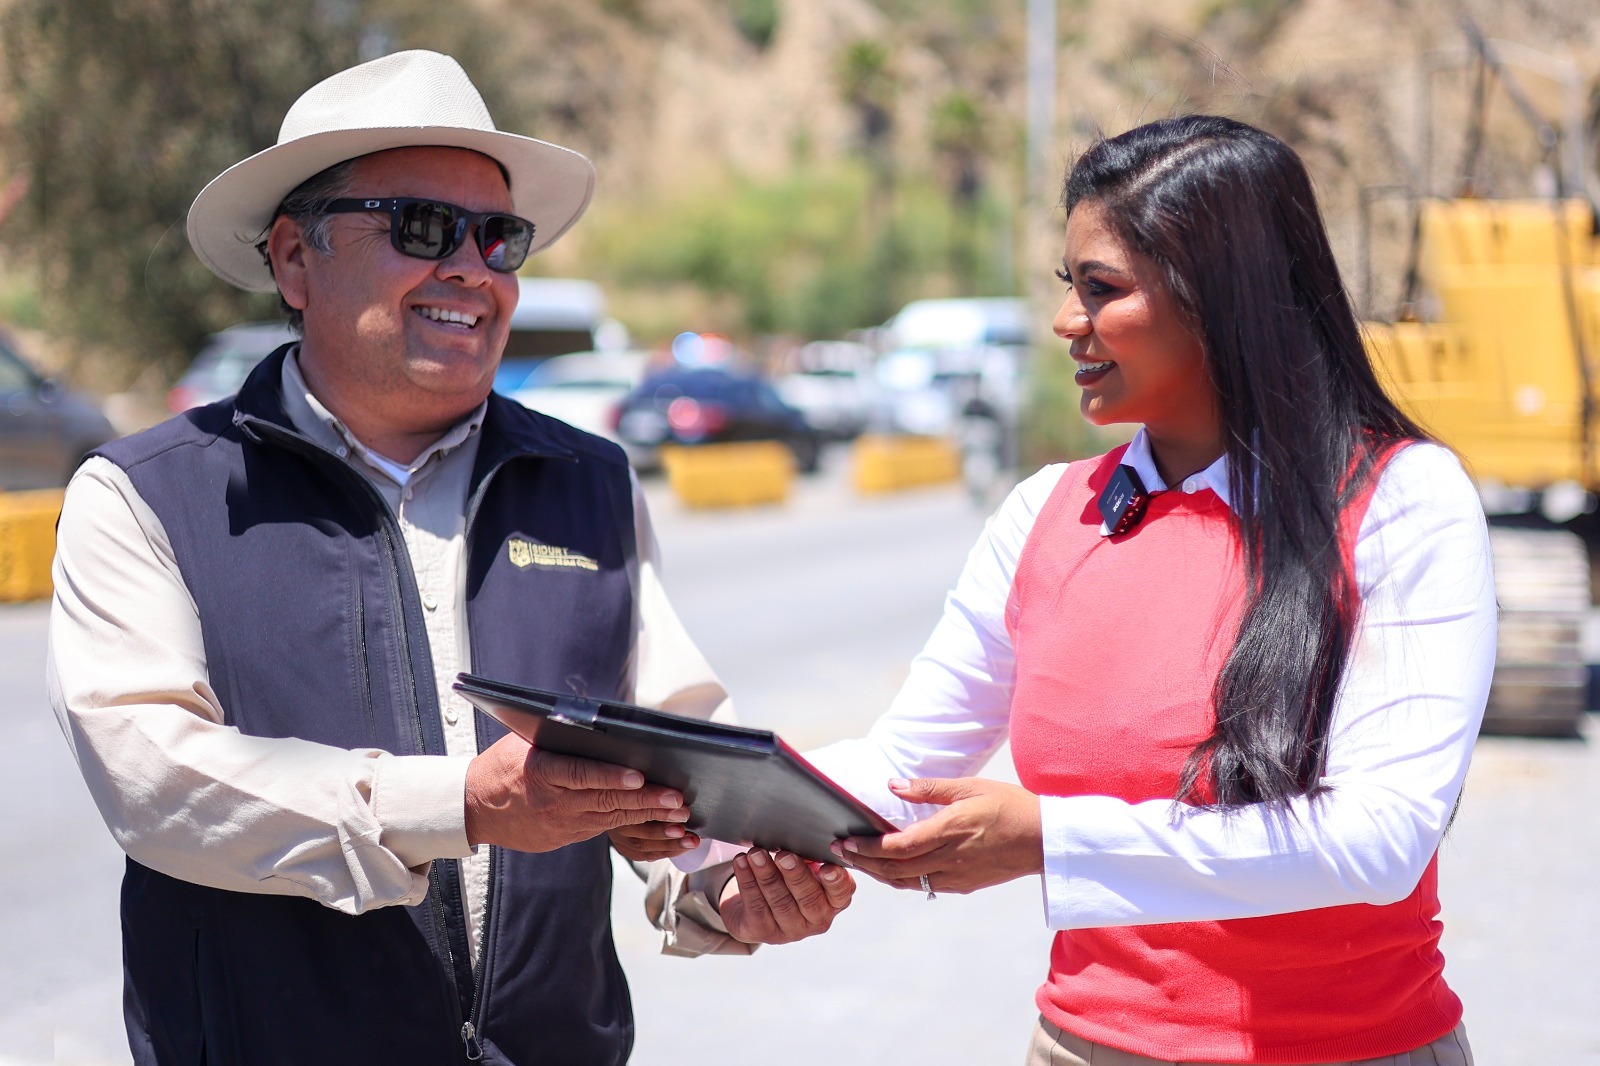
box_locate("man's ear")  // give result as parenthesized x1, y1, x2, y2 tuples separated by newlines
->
(266, 215, 312, 313)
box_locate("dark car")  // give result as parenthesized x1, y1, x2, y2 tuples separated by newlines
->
(0, 331, 117, 489)
(613, 366, 820, 474)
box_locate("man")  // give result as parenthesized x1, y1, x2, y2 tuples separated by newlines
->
(48, 50, 851, 1065)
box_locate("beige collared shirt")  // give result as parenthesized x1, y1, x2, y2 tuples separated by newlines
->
(47, 350, 739, 964)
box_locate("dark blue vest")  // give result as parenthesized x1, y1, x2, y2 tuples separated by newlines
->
(97, 348, 640, 1066)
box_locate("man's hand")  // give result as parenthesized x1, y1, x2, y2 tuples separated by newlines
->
(829, 777, 1042, 896)
(717, 848, 855, 945)
(465, 733, 690, 852)
(608, 822, 702, 863)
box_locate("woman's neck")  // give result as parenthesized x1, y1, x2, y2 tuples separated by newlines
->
(1146, 428, 1225, 489)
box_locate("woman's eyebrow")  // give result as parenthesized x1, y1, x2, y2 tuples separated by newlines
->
(1075, 258, 1131, 279)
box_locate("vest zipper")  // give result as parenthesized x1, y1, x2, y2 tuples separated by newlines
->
(242, 420, 480, 1047)
(353, 597, 372, 716)
(358, 462, 481, 1036)
(457, 458, 519, 1059)
(460, 846, 498, 1060)
(461, 1020, 482, 1059)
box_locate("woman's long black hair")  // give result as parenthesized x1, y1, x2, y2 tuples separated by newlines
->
(1062, 115, 1430, 809)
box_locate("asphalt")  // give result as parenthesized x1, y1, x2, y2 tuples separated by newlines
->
(3, 456, 1598, 1064)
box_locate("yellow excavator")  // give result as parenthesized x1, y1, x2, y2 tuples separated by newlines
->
(1362, 26, 1600, 735)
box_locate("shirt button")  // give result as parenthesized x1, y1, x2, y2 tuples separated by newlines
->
(422, 594, 438, 611)
(336, 446, 349, 458)
(1183, 478, 1199, 493)
(444, 707, 459, 725)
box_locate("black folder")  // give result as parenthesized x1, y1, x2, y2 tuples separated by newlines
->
(453, 673, 895, 865)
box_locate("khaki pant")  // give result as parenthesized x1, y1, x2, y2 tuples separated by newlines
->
(1025, 1016, 1475, 1066)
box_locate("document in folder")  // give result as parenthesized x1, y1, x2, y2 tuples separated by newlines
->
(453, 673, 895, 864)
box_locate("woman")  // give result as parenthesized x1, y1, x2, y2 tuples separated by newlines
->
(808, 115, 1494, 1064)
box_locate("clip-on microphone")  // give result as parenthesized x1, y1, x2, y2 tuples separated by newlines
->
(1098, 464, 1151, 535)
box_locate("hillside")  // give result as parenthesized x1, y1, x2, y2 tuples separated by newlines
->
(430, 0, 1600, 346)
(0, 0, 1597, 384)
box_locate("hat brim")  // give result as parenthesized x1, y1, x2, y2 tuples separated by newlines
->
(187, 126, 596, 292)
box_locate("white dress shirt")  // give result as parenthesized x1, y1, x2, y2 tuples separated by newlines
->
(807, 428, 1497, 929)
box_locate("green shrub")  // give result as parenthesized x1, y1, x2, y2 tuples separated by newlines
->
(579, 162, 1016, 342)
(730, 0, 780, 50)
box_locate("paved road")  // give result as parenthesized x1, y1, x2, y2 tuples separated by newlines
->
(3, 456, 1598, 1064)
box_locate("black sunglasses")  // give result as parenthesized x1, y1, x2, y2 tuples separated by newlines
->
(323, 197, 536, 273)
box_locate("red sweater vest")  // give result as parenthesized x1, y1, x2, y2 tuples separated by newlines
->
(1004, 445, 1461, 1063)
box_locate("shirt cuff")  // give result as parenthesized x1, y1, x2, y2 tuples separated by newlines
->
(372, 753, 474, 867)
(1040, 794, 1077, 928)
(671, 838, 747, 873)
(644, 859, 756, 958)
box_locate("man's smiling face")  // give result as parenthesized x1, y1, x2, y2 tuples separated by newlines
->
(276, 146, 520, 440)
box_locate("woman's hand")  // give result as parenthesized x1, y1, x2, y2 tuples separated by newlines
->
(718, 848, 856, 944)
(830, 777, 1043, 895)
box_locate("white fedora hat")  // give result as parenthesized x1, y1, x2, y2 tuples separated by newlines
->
(187, 49, 596, 292)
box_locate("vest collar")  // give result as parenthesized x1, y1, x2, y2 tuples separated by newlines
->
(279, 349, 484, 486)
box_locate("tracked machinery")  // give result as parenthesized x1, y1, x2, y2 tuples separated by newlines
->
(1362, 27, 1600, 736)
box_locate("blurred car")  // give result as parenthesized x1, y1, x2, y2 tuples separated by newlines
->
(878, 296, 1030, 430)
(773, 340, 879, 440)
(499, 350, 648, 441)
(169, 280, 625, 415)
(885, 297, 1029, 350)
(505, 277, 629, 360)
(167, 321, 297, 412)
(873, 348, 955, 436)
(0, 330, 117, 489)
(612, 366, 820, 473)
(874, 298, 1032, 503)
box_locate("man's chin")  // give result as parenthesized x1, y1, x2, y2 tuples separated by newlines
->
(395, 368, 495, 419)
(402, 351, 498, 391)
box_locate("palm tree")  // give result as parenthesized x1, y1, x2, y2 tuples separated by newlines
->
(931, 89, 986, 292)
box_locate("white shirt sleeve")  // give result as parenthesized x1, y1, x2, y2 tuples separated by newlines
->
(812, 445, 1496, 930)
(628, 469, 734, 725)
(47, 457, 469, 915)
(805, 465, 1066, 823)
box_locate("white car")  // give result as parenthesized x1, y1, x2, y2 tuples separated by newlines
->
(774, 339, 883, 440)
(503, 350, 649, 441)
(774, 367, 881, 439)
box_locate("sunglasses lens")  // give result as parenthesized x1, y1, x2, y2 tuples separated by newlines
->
(479, 214, 534, 272)
(395, 201, 461, 260)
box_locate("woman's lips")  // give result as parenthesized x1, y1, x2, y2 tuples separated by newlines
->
(1075, 360, 1114, 384)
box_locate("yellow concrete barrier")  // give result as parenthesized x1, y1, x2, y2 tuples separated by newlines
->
(0, 489, 65, 602)
(660, 442, 794, 508)
(851, 434, 961, 494)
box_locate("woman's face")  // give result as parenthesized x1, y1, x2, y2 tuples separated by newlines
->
(1053, 200, 1220, 455)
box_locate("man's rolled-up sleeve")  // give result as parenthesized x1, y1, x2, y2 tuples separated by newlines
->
(48, 457, 473, 915)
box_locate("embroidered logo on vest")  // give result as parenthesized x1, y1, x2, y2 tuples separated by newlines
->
(508, 538, 599, 571)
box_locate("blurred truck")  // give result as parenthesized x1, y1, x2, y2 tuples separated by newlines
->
(877, 297, 1030, 503)
(1367, 197, 1600, 736)
(1359, 24, 1600, 736)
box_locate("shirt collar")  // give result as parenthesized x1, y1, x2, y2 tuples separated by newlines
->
(1121, 427, 1233, 509)
(1098, 427, 1234, 536)
(279, 347, 486, 488)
